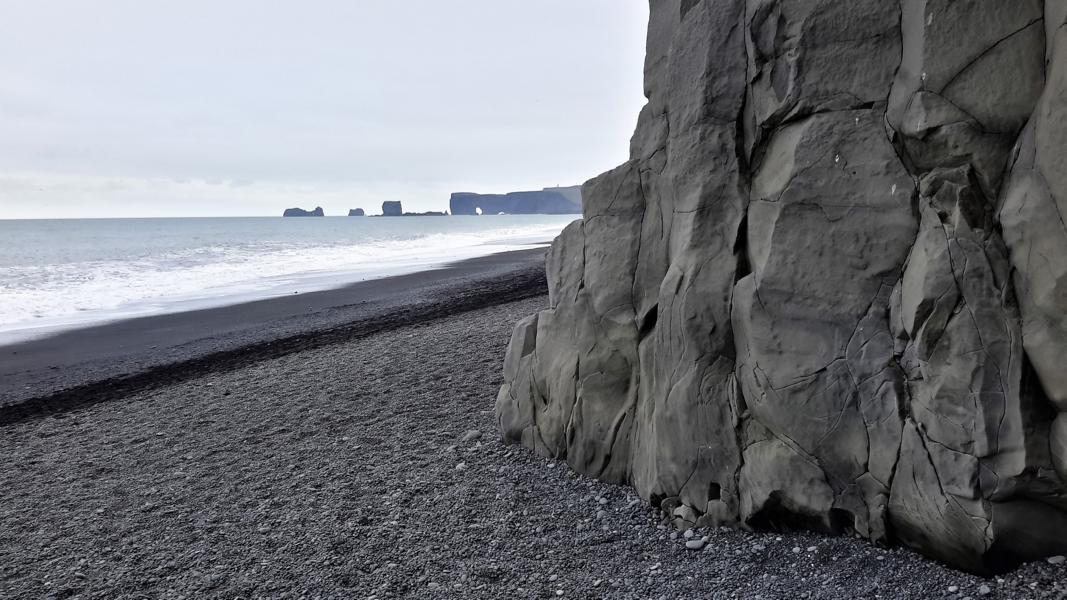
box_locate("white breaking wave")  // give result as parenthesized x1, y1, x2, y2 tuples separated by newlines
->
(0, 217, 573, 343)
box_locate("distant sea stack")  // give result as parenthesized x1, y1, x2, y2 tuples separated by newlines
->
(450, 186, 582, 215)
(376, 202, 445, 217)
(283, 207, 324, 217)
(348, 208, 366, 217)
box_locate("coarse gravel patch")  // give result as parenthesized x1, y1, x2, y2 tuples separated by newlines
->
(1, 296, 1065, 599)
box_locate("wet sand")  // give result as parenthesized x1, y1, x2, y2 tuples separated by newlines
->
(0, 247, 548, 417)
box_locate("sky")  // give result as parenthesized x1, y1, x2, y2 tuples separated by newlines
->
(0, 1, 649, 218)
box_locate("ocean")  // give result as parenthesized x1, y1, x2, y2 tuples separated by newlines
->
(0, 215, 576, 344)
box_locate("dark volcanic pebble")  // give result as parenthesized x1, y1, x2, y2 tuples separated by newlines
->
(1, 296, 1064, 599)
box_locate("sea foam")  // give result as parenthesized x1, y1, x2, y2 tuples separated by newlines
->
(0, 215, 575, 343)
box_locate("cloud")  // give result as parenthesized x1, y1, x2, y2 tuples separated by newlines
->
(0, 1, 649, 218)
(0, 171, 541, 219)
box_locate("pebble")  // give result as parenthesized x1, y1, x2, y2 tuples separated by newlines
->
(461, 430, 482, 442)
(948, 586, 959, 593)
(978, 585, 991, 595)
(11, 297, 1067, 600)
(684, 529, 696, 539)
(793, 547, 802, 554)
(1047, 555, 1066, 565)
(455, 462, 467, 471)
(806, 546, 817, 553)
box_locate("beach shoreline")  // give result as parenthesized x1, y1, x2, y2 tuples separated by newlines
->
(0, 246, 548, 416)
(0, 214, 578, 347)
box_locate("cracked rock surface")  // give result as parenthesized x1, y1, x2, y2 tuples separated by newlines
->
(498, 0, 1067, 573)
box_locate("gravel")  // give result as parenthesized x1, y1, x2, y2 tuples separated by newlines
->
(1, 295, 1065, 599)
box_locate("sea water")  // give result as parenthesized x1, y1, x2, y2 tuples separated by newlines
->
(0, 215, 576, 343)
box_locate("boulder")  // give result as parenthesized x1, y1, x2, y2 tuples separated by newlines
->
(348, 208, 366, 216)
(497, 0, 1067, 574)
(381, 201, 403, 217)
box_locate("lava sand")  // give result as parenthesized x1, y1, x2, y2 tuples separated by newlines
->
(1, 297, 1064, 599)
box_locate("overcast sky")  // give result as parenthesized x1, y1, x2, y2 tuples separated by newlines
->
(0, 1, 649, 218)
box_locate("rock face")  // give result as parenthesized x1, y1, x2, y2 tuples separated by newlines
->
(497, 0, 1067, 574)
(282, 207, 324, 217)
(450, 186, 583, 215)
(348, 208, 366, 217)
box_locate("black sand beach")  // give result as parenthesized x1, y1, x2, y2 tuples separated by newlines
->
(2, 252, 1065, 599)
(0, 247, 550, 415)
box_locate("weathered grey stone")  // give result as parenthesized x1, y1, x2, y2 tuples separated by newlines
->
(631, 0, 749, 525)
(1054, 414, 1067, 481)
(735, 108, 916, 542)
(1049, 1, 1067, 60)
(885, 163, 1040, 570)
(1001, 23, 1067, 410)
(887, 0, 1045, 196)
(997, 17, 1067, 526)
(739, 436, 836, 533)
(497, 0, 1067, 574)
(744, 0, 900, 142)
(888, 0, 1044, 134)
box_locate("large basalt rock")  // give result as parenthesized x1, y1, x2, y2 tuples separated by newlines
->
(735, 108, 916, 544)
(498, 0, 1067, 573)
